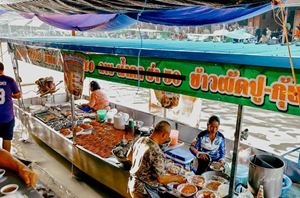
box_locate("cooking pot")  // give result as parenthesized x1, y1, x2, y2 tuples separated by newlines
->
(113, 112, 129, 130)
(248, 154, 285, 198)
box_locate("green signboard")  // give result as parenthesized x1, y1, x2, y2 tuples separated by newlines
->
(77, 52, 300, 116)
(15, 44, 300, 116)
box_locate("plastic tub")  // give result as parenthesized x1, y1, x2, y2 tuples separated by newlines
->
(281, 174, 292, 198)
(97, 109, 107, 121)
(235, 165, 249, 187)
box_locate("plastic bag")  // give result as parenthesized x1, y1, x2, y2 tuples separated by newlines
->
(235, 184, 254, 198)
(154, 90, 180, 109)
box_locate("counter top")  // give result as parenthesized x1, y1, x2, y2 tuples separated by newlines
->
(0, 170, 42, 198)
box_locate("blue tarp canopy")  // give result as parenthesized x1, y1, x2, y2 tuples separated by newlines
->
(0, 2, 275, 31)
(2, 37, 299, 69)
(127, 3, 272, 26)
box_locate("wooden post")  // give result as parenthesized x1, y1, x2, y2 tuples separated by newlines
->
(72, 30, 76, 36)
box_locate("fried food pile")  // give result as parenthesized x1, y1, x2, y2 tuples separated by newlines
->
(35, 77, 57, 96)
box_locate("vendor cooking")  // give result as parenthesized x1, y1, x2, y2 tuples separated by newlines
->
(190, 115, 225, 175)
(79, 81, 110, 112)
(127, 121, 186, 198)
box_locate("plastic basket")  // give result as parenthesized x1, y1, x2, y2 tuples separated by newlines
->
(281, 174, 292, 198)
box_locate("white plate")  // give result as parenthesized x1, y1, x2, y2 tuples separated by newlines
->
(0, 184, 19, 195)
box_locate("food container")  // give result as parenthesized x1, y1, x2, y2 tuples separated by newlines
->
(112, 150, 132, 169)
(196, 189, 218, 198)
(248, 154, 285, 198)
(170, 129, 179, 146)
(177, 183, 198, 197)
(210, 161, 225, 172)
(79, 123, 93, 130)
(113, 112, 129, 130)
(90, 120, 101, 127)
(165, 146, 194, 169)
(73, 126, 83, 133)
(166, 163, 184, 175)
(112, 139, 132, 169)
(59, 128, 72, 138)
(235, 165, 249, 187)
(201, 171, 230, 184)
(106, 108, 117, 121)
(281, 174, 292, 197)
(0, 184, 19, 195)
(187, 175, 205, 189)
(97, 109, 107, 121)
(205, 180, 222, 191)
(79, 123, 93, 134)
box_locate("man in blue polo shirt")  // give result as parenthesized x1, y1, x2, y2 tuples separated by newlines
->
(0, 62, 21, 152)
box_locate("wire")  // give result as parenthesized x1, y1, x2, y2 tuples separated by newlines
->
(273, 0, 300, 108)
(22, 90, 38, 94)
(133, 0, 148, 103)
(133, 0, 148, 102)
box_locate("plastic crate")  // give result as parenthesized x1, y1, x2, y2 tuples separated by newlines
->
(165, 146, 194, 169)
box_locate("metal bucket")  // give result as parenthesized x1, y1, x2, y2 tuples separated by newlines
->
(248, 154, 285, 198)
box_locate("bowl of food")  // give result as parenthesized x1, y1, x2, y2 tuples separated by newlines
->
(112, 140, 133, 169)
(205, 180, 222, 191)
(90, 120, 101, 127)
(0, 184, 19, 195)
(0, 169, 5, 178)
(196, 189, 218, 198)
(79, 123, 93, 131)
(73, 126, 83, 133)
(201, 171, 230, 184)
(59, 128, 72, 137)
(167, 163, 184, 175)
(187, 175, 205, 189)
(210, 161, 224, 172)
(177, 183, 198, 197)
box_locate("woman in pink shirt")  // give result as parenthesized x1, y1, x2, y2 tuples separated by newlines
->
(80, 81, 110, 112)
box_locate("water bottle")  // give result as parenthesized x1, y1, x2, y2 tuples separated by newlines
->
(128, 118, 135, 136)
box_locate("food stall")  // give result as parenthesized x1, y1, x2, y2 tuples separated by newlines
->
(0, 1, 299, 197)
(1, 35, 298, 198)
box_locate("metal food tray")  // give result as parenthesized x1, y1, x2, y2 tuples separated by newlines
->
(14, 104, 131, 198)
(34, 111, 60, 123)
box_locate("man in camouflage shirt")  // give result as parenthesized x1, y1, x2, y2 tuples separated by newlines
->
(127, 121, 185, 198)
